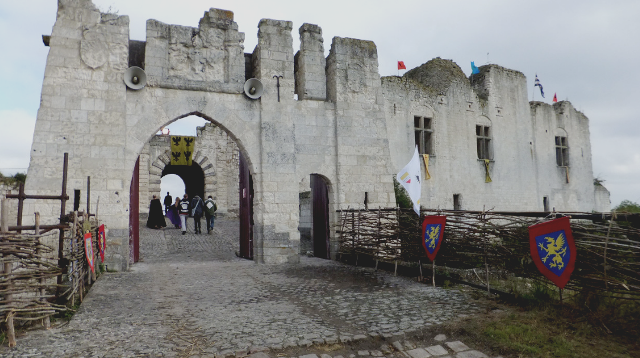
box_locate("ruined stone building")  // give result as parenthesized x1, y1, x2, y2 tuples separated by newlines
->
(23, 0, 609, 270)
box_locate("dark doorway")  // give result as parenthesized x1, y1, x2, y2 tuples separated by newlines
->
(311, 174, 330, 259)
(239, 151, 253, 260)
(129, 157, 140, 264)
(162, 162, 205, 200)
(453, 194, 461, 211)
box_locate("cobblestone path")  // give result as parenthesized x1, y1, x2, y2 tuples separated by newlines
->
(1, 217, 497, 358)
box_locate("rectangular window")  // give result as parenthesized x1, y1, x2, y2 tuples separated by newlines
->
(73, 189, 81, 212)
(476, 125, 491, 159)
(414, 116, 433, 155)
(555, 136, 569, 166)
(543, 196, 549, 212)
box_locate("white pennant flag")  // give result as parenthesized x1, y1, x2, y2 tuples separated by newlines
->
(396, 147, 421, 215)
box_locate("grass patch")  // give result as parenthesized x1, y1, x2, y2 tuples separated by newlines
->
(446, 303, 640, 358)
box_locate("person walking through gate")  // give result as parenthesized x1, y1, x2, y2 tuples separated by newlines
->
(163, 191, 172, 214)
(179, 194, 190, 235)
(191, 194, 205, 234)
(204, 195, 217, 234)
(166, 197, 181, 228)
(146, 195, 167, 229)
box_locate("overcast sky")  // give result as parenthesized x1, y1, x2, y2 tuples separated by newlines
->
(0, 0, 638, 207)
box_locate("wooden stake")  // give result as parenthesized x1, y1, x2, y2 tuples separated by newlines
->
(35, 212, 51, 329)
(56, 153, 69, 300)
(394, 260, 398, 276)
(604, 210, 615, 290)
(72, 212, 78, 302)
(1, 197, 16, 347)
(432, 259, 436, 287)
(1, 195, 7, 232)
(375, 259, 379, 271)
(482, 207, 490, 295)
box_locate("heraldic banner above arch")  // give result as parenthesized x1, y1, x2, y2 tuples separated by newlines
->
(528, 216, 577, 289)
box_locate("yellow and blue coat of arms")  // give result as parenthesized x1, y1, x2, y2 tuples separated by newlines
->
(421, 215, 447, 262)
(528, 216, 577, 289)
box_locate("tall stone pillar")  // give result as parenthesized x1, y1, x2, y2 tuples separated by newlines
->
(251, 19, 299, 264)
(295, 23, 326, 100)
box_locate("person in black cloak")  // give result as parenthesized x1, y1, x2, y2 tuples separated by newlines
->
(146, 195, 167, 229)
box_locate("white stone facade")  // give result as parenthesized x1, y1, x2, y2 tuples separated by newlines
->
(24, 0, 608, 270)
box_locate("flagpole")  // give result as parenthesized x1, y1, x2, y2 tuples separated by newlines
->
(532, 74, 535, 101)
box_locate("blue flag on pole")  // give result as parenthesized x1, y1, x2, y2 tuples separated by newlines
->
(535, 74, 545, 98)
(471, 61, 480, 75)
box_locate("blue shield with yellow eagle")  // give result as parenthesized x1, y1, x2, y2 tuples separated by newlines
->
(421, 216, 447, 262)
(528, 216, 577, 289)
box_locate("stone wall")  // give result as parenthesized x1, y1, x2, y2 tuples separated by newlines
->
(25, 0, 131, 271)
(0, 183, 19, 227)
(382, 60, 608, 212)
(25, 0, 606, 269)
(594, 184, 612, 212)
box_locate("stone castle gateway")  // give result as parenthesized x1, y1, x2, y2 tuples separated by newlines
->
(24, 0, 609, 270)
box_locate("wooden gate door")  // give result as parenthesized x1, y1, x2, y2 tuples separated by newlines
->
(129, 157, 140, 264)
(311, 174, 330, 259)
(239, 152, 253, 259)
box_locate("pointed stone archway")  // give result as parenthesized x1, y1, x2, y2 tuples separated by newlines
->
(146, 147, 214, 205)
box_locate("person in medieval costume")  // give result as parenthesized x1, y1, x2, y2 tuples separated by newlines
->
(179, 194, 190, 235)
(191, 194, 205, 234)
(204, 195, 217, 234)
(146, 195, 167, 229)
(166, 196, 181, 228)
(163, 191, 172, 214)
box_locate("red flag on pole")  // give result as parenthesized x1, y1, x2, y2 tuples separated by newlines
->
(553, 93, 558, 103)
(398, 61, 406, 70)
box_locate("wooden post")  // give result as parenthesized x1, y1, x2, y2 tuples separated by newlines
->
(559, 287, 563, 306)
(394, 260, 398, 276)
(430, 259, 435, 287)
(56, 153, 69, 299)
(35, 212, 51, 329)
(16, 183, 25, 234)
(603, 210, 615, 290)
(1, 196, 16, 347)
(1, 195, 7, 233)
(482, 207, 490, 295)
(86, 212, 96, 282)
(71, 212, 78, 305)
(86, 176, 90, 215)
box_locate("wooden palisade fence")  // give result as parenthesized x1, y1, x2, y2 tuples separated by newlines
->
(337, 208, 640, 298)
(0, 153, 104, 347)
